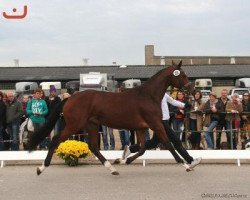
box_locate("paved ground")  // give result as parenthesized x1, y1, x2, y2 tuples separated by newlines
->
(0, 163, 249, 200)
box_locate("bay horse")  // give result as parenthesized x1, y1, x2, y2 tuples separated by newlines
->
(27, 60, 194, 175)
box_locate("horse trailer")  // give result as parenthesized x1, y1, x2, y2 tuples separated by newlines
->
(235, 78, 250, 88)
(15, 82, 38, 97)
(195, 79, 213, 90)
(39, 82, 61, 96)
(122, 79, 141, 89)
(80, 72, 117, 92)
(65, 81, 80, 95)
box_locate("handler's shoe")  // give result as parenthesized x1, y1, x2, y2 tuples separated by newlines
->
(122, 145, 131, 160)
(189, 157, 202, 169)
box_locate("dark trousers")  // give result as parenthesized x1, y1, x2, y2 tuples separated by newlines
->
(216, 119, 227, 149)
(33, 122, 50, 149)
(130, 120, 194, 164)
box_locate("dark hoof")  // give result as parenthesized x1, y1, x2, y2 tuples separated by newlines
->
(113, 159, 121, 164)
(37, 168, 42, 176)
(125, 159, 131, 165)
(186, 168, 193, 172)
(111, 171, 120, 175)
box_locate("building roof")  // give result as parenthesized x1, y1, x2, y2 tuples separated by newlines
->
(0, 64, 249, 82)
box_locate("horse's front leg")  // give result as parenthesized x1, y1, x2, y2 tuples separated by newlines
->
(37, 128, 71, 175)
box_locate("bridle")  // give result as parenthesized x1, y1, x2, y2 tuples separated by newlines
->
(182, 82, 193, 95)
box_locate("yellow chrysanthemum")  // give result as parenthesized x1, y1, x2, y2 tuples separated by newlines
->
(56, 140, 91, 160)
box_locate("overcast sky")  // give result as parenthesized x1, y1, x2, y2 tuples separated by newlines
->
(0, 0, 249, 66)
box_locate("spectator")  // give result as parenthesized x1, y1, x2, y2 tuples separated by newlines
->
(45, 85, 62, 136)
(6, 92, 23, 150)
(26, 89, 48, 149)
(202, 92, 223, 149)
(2, 93, 7, 103)
(62, 92, 71, 100)
(101, 126, 115, 150)
(119, 129, 130, 150)
(0, 91, 6, 151)
(189, 90, 204, 150)
(225, 93, 243, 149)
(216, 89, 230, 149)
(241, 92, 250, 144)
(172, 91, 188, 141)
(40, 89, 46, 100)
(20, 95, 29, 123)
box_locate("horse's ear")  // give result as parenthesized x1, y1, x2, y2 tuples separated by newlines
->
(172, 60, 176, 66)
(177, 60, 182, 69)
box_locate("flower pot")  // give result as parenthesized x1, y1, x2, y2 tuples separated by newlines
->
(65, 157, 79, 166)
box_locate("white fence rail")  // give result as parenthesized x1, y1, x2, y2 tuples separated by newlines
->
(0, 151, 48, 168)
(99, 150, 250, 167)
(1, 150, 250, 168)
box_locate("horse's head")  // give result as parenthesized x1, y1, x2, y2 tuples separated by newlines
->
(169, 60, 194, 94)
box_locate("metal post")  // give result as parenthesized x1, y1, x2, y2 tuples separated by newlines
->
(230, 120, 233, 150)
(237, 159, 241, 167)
(1, 160, 4, 168)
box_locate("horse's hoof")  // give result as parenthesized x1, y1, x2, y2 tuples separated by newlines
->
(111, 171, 120, 175)
(113, 158, 121, 164)
(37, 168, 42, 176)
(186, 167, 194, 172)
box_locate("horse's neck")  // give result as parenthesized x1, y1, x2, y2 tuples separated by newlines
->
(141, 69, 171, 104)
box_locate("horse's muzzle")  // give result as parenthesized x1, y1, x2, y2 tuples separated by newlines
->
(182, 82, 194, 94)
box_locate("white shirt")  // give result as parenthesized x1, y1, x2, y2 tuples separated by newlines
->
(161, 93, 185, 120)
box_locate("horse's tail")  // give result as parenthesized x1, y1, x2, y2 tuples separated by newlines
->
(27, 98, 68, 151)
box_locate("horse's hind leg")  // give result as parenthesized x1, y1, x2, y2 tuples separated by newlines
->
(37, 127, 72, 175)
(87, 123, 119, 175)
(125, 130, 146, 164)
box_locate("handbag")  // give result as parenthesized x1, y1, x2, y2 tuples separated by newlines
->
(27, 118, 34, 132)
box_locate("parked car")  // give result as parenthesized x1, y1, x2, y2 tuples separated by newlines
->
(228, 88, 250, 100)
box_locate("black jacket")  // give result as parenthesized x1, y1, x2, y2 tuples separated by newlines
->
(45, 96, 62, 117)
(0, 100, 6, 127)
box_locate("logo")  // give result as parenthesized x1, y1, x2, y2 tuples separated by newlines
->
(2, 5, 28, 20)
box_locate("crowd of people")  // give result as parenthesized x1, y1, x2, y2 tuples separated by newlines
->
(0, 86, 70, 151)
(0, 86, 250, 151)
(169, 89, 250, 150)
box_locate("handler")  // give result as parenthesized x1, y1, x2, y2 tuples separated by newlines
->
(122, 92, 202, 170)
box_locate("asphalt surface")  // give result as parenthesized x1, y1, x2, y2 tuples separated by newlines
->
(0, 164, 249, 200)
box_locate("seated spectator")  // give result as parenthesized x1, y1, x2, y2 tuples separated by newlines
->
(225, 93, 243, 149)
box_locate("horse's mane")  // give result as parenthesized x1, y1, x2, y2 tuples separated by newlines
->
(140, 66, 172, 87)
(119, 66, 172, 93)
